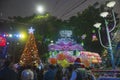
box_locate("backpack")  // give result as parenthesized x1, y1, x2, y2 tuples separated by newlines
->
(75, 68, 88, 80)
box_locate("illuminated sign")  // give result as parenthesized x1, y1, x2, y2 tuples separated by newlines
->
(60, 30, 72, 38)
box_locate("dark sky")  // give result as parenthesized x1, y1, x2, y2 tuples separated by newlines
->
(0, 0, 120, 20)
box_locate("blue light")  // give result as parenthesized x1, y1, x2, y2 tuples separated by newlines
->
(16, 34, 19, 37)
(3, 34, 6, 37)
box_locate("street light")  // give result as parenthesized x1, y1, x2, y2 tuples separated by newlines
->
(107, 1, 117, 32)
(106, 1, 116, 8)
(100, 12, 109, 18)
(94, 1, 116, 69)
(94, 23, 108, 49)
(93, 22, 101, 29)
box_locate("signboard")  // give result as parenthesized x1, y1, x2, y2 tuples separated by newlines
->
(60, 30, 72, 38)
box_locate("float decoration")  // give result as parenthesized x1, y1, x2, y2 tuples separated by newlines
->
(48, 30, 102, 67)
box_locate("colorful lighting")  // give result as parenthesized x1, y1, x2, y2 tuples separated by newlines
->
(16, 34, 19, 37)
(9, 34, 12, 37)
(0, 33, 26, 39)
(19, 34, 24, 38)
(28, 27, 34, 34)
(81, 42, 84, 46)
(0, 36, 6, 47)
(92, 34, 98, 42)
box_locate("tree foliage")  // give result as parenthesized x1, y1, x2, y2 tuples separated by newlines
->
(7, 5, 107, 56)
(67, 6, 103, 53)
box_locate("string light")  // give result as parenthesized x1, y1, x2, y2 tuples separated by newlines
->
(0, 33, 26, 39)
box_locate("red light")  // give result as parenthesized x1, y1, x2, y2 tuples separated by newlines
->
(0, 36, 6, 47)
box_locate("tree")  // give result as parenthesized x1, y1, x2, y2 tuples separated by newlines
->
(19, 27, 40, 67)
(67, 6, 103, 54)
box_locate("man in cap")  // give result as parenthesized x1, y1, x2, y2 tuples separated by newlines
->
(70, 58, 88, 80)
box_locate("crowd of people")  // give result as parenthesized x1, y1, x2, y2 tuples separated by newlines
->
(0, 55, 96, 80)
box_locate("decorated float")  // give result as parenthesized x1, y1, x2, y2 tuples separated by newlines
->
(48, 30, 102, 68)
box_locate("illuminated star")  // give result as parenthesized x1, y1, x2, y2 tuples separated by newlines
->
(28, 27, 35, 34)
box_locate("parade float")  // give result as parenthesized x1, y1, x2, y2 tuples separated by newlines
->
(48, 30, 102, 68)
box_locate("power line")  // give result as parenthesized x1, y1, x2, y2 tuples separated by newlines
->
(53, 0, 62, 12)
(53, 0, 66, 13)
(60, 0, 87, 18)
(52, 0, 79, 17)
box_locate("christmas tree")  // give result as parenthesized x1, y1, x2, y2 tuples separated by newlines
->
(19, 27, 40, 67)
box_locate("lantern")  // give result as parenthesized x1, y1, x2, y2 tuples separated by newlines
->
(66, 55, 76, 63)
(84, 59, 90, 67)
(48, 58, 57, 65)
(92, 59, 98, 63)
(98, 60, 102, 63)
(61, 60, 69, 68)
(57, 53, 66, 60)
(92, 34, 98, 42)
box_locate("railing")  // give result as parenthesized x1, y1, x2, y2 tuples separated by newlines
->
(91, 69, 120, 79)
(92, 70, 120, 73)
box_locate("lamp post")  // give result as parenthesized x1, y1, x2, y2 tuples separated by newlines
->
(94, 1, 116, 69)
(93, 23, 108, 49)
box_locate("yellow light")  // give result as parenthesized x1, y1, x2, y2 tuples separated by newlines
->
(19, 32, 27, 40)
(20, 34, 25, 38)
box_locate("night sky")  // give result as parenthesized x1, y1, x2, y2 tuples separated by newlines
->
(0, 0, 120, 20)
